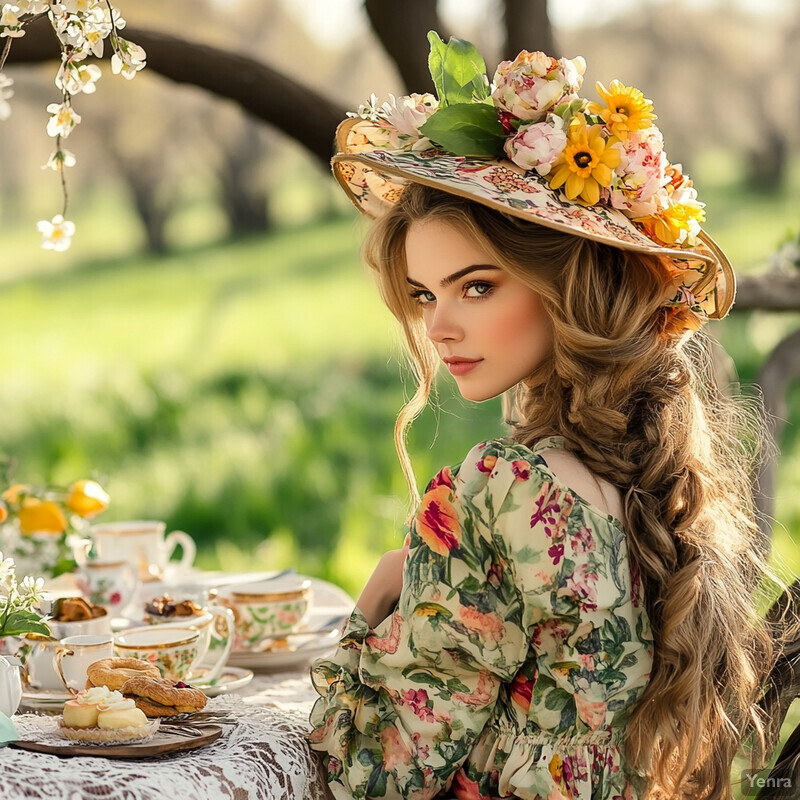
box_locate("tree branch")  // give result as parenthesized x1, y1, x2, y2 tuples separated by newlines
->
(735, 275, 800, 311)
(6, 17, 345, 168)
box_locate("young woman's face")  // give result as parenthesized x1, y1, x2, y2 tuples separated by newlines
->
(404, 218, 553, 402)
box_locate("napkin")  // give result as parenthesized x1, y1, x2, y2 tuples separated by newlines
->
(0, 711, 18, 746)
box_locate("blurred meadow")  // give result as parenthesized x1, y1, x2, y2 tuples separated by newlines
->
(2, 1, 800, 782)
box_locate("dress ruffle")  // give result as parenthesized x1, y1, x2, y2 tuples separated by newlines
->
(463, 724, 647, 800)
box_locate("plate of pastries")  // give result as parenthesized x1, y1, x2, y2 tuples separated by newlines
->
(12, 657, 221, 759)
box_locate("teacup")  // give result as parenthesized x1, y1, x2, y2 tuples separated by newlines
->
(76, 560, 140, 617)
(16, 635, 67, 692)
(90, 520, 196, 582)
(144, 604, 235, 682)
(55, 635, 115, 693)
(17, 634, 113, 693)
(223, 577, 313, 652)
(113, 626, 200, 682)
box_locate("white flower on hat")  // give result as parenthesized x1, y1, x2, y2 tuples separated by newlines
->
(492, 51, 586, 123)
(504, 119, 567, 177)
(380, 93, 438, 138)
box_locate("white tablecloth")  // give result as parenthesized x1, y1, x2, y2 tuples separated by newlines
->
(2, 671, 330, 800)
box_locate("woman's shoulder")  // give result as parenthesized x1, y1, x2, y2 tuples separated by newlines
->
(432, 437, 624, 532)
(426, 437, 549, 501)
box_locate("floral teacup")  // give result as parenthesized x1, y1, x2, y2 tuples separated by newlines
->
(223, 578, 313, 652)
(113, 626, 200, 682)
(76, 560, 139, 617)
(145, 606, 235, 682)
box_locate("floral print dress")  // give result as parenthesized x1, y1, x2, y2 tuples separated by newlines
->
(308, 437, 654, 800)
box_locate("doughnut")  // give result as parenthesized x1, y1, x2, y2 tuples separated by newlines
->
(86, 657, 161, 691)
(120, 675, 207, 716)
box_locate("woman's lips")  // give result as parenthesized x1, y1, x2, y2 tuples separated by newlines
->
(443, 358, 482, 376)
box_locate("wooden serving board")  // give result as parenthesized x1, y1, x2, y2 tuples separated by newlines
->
(10, 724, 223, 759)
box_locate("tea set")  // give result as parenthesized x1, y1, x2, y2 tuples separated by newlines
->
(4, 519, 348, 714)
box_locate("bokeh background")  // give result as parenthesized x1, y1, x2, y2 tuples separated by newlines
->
(1, 0, 799, 599)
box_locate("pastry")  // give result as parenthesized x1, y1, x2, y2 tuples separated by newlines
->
(62, 686, 114, 728)
(121, 675, 207, 716)
(53, 596, 107, 621)
(96, 695, 148, 729)
(86, 657, 161, 691)
(59, 688, 158, 743)
(144, 594, 203, 620)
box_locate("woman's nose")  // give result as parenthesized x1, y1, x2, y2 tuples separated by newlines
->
(426, 304, 463, 343)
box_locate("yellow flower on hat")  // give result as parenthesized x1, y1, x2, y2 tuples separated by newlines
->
(589, 80, 656, 140)
(639, 202, 706, 247)
(549, 114, 621, 205)
(17, 497, 68, 535)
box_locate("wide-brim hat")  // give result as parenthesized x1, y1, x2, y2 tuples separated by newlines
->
(332, 118, 735, 325)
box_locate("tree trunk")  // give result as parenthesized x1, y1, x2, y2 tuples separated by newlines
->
(746, 124, 788, 193)
(754, 328, 800, 546)
(503, 0, 557, 58)
(217, 122, 270, 235)
(364, 0, 446, 93)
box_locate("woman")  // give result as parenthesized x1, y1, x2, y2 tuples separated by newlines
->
(308, 36, 780, 799)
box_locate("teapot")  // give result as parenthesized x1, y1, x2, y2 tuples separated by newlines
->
(0, 655, 22, 718)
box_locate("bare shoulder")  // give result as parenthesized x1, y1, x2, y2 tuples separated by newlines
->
(538, 448, 625, 525)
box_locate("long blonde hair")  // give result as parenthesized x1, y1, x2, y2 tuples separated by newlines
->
(363, 182, 781, 798)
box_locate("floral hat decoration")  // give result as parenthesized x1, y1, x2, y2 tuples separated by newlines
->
(332, 33, 735, 330)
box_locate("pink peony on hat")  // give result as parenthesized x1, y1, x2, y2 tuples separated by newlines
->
(331, 33, 735, 330)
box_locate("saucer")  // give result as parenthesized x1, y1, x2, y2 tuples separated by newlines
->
(186, 666, 254, 697)
(20, 688, 72, 711)
(227, 628, 340, 671)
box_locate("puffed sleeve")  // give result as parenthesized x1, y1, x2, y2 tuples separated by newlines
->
(308, 440, 559, 800)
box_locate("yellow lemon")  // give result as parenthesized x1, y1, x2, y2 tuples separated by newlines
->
(18, 498, 67, 535)
(66, 479, 109, 518)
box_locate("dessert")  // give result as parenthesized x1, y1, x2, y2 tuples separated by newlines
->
(62, 685, 110, 728)
(121, 675, 207, 717)
(86, 657, 161, 691)
(97, 695, 148, 729)
(144, 594, 203, 621)
(53, 596, 107, 622)
(59, 686, 159, 743)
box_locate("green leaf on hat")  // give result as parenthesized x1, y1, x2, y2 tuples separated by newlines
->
(419, 103, 505, 157)
(427, 31, 448, 105)
(427, 31, 490, 108)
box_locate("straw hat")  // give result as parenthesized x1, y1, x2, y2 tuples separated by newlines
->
(331, 34, 735, 329)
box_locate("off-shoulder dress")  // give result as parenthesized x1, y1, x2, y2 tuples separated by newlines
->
(308, 437, 654, 800)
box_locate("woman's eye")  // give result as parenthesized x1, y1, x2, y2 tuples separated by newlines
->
(409, 289, 436, 305)
(464, 281, 493, 298)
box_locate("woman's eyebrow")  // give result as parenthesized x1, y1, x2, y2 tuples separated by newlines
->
(406, 264, 501, 289)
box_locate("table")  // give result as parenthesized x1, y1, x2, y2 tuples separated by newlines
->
(3, 670, 331, 799)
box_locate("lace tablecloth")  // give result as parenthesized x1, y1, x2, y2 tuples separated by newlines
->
(1, 671, 330, 800)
